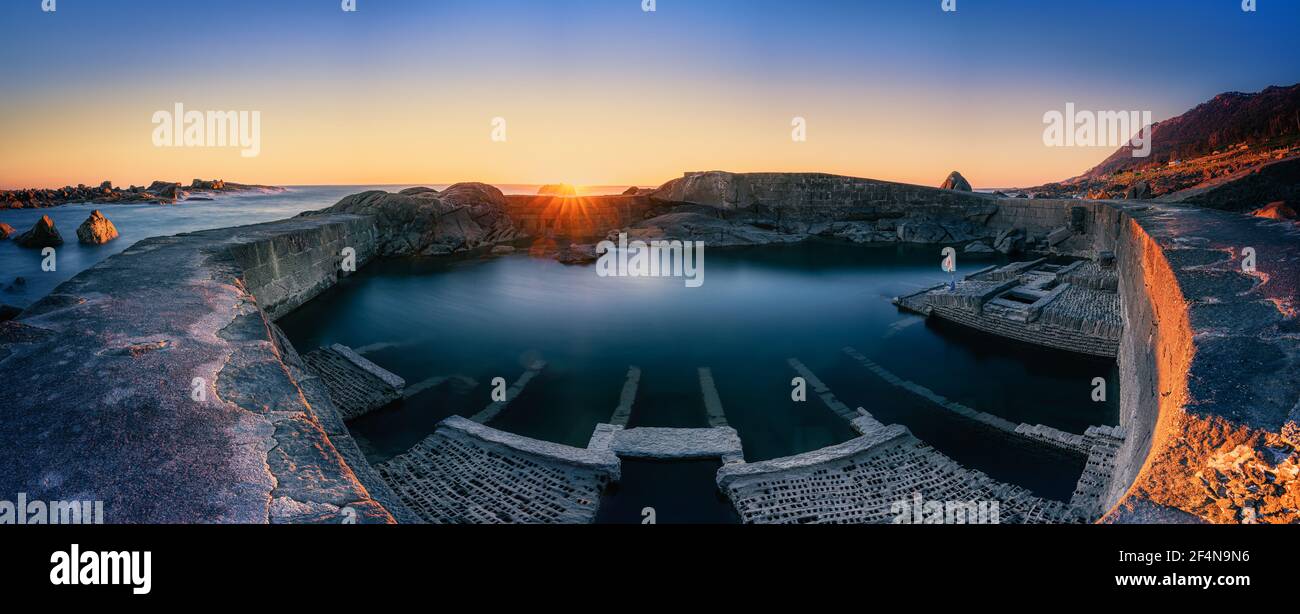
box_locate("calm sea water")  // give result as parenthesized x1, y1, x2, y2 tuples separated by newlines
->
(278, 241, 1120, 516)
(0, 184, 637, 308)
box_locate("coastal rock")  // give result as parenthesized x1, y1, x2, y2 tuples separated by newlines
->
(0, 304, 20, 322)
(190, 179, 226, 190)
(994, 228, 1026, 255)
(622, 212, 802, 247)
(76, 210, 119, 244)
(1124, 181, 1151, 200)
(896, 221, 949, 243)
(1250, 201, 1297, 221)
(964, 241, 996, 254)
(537, 184, 578, 197)
(0, 223, 14, 240)
(557, 243, 598, 265)
(398, 187, 438, 196)
(490, 245, 516, 255)
(940, 171, 973, 192)
(15, 215, 63, 248)
(314, 183, 522, 257)
(622, 187, 640, 196)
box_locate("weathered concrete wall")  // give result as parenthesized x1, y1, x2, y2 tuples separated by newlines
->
(1096, 202, 1300, 523)
(229, 215, 378, 320)
(970, 196, 1298, 523)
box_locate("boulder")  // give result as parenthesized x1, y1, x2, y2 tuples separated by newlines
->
(1250, 201, 1297, 221)
(622, 187, 640, 196)
(76, 210, 119, 244)
(896, 221, 949, 243)
(490, 245, 516, 255)
(964, 241, 996, 254)
(994, 228, 1025, 255)
(1124, 181, 1151, 200)
(940, 171, 973, 192)
(397, 187, 439, 197)
(557, 244, 599, 265)
(314, 183, 522, 257)
(15, 215, 63, 248)
(0, 223, 14, 240)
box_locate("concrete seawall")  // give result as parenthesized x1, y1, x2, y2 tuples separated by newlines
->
(985, 197, 1299, 522)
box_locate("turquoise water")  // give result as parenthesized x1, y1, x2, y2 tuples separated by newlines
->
(278, 241, 1119, 506)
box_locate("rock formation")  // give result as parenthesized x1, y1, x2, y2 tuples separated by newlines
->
(993, 228, 1026, 255)
(1123, 181, 1151, 200)
(1250, 200, 1297, 221)
(622, 186, 640, 196)
(312, 182, 522, 256)
(0, 223, 14, 240)
(0, 304, 20, 322)
(76, 210, 119, 244)
(15, 215, 63, 248)
(642, 171, 998, 246)
(940, 171, 973, 191)
(0, 179, 282, 209)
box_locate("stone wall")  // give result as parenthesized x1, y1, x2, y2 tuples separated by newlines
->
(1092, 201, 1299, 523)
(229, 215, 378, 320)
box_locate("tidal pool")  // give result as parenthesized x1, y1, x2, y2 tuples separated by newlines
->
(279, 240, 1119, 510)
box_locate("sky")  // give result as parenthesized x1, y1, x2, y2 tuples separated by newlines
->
(1, 0, 1297, 190)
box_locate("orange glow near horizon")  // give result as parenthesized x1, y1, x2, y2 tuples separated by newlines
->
(0, 78, 1127, 192)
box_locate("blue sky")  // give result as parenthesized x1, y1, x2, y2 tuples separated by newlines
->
(2, 0, 1297, 187)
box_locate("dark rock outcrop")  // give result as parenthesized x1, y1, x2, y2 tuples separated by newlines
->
(76, 210, 120, 244)
(1, 179, 281, 209)
(312, 183, 522, 256)
(644, 171, 999, 246)
(0, 304, 20, 322)
(15, 215, 63, 248)
(1124, 181, 1151, 200)
(940, 171, 973, 191)
(1251, 200, 1297, 221)
(993, 228, 1026, 255)
(622, 186, 640, 196)
(557, 243, 598, 265)
(0, 223, 14, 240)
